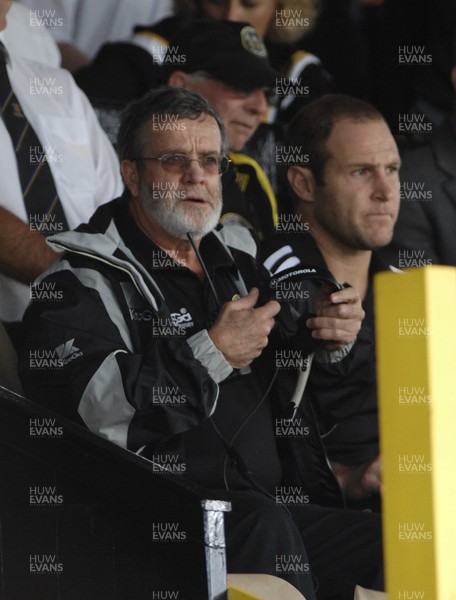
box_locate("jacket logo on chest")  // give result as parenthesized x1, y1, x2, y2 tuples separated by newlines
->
(170, 308, 194, 329)
(235, 171, 250, 193)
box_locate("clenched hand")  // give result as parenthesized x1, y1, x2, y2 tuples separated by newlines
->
(209, 288, 281, 369)
(306, 285, 365, 351)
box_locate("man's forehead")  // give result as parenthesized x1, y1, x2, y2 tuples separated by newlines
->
(327, 118, 399, 160)
(145, 113, 219, 128)
(330, 117, 393, 139)
(144, 114, 222, 148)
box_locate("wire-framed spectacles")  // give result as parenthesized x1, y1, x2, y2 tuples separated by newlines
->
(131, 153, 231, 175)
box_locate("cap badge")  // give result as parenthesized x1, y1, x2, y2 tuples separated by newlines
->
(240, 26, 268, 58)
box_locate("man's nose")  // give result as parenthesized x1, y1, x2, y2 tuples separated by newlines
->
(373, 172, 397, 201)
(224, 2, 246, 22)
(244, 88, 269, 115)
(181, 159, 206, 184)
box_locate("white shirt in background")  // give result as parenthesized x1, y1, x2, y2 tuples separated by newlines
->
(3, 1, 61, 66)
(17, 0, 174, 59)
(0, 37, 123, 321)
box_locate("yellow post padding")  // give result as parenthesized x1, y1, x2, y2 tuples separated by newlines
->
(228, 584, 263, 600)
(374, 266, 456, 600)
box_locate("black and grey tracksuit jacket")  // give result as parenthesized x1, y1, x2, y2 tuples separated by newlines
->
(19, 196, 348, 502)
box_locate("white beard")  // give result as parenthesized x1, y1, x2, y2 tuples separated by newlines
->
(139, 180, 222, 240)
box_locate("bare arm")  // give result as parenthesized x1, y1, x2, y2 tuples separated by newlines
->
(58, 42, 90, 72)
(0, 208, 59, 283)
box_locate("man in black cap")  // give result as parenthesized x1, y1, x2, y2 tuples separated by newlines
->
(165, 20, 280, 241)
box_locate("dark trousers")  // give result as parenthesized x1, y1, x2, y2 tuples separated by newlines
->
(220, 489, 383, 600)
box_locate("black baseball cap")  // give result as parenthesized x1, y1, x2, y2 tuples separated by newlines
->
(162, 19, 280, 92)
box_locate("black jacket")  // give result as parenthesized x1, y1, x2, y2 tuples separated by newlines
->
(19, 197, 348, 504)
(264, 231, 395, 466)
(380, 123, 456, 267)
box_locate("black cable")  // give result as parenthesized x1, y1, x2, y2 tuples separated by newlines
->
(210, 366, 291, 514)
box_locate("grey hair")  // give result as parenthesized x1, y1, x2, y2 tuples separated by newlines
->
(117, 86, 228, 175)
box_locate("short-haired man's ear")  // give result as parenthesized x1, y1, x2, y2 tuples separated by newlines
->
(168, 71, 189, 88)
(121, 160, 140, 198)
(287, 165, 316, 203)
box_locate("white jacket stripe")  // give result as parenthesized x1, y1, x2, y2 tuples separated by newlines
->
(78, 350, 134, 449)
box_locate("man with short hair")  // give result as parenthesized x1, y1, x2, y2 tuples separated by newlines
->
(269, 93, 401, 501)
(20, 86, 384, 600)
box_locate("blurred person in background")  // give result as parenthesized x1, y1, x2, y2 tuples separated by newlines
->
(371, 0, 456, 135)
(17, 0, 173, 71)
(165, 20, 280, 241)
(0, 0, 122, 332)
(155, 0, 333, 123)
(74, 0, 333, 125)
(379, 29, 456, 269)
(297, 0, 372, 99)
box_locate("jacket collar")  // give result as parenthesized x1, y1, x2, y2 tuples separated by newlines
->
(46, 198, 165, 311)
(45, 196, 249, 309)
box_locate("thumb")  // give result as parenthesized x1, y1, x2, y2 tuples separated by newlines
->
(231, 287, 259, 310)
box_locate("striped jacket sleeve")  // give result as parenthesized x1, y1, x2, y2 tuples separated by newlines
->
(19, 260, 220, 454)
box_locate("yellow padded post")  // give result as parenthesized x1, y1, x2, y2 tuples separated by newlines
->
(374, 266, 456, 600)
(228, 584, 262, 599)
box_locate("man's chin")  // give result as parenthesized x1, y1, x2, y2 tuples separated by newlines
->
(188, 214, 221, 236)
(371, 232, 394, 250)
(228, 135, 252, 153)
(164, 212, 221, 241)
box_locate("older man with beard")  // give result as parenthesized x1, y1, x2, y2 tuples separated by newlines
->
(19, 87, 384, 600)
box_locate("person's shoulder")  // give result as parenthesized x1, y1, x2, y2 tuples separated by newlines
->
(213, 224, 258, 259)
(370, 250, 401, 275)
(7, 52, 88, 117)
(10, 51, 74, 85)
(401, 125, 456, 178)
(287, 49, 322, 72)
(229, 151, 264, 172)
(229, 152, 278, 226)
(229, 152, 274, 196)
(133, 16, 184, 42)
